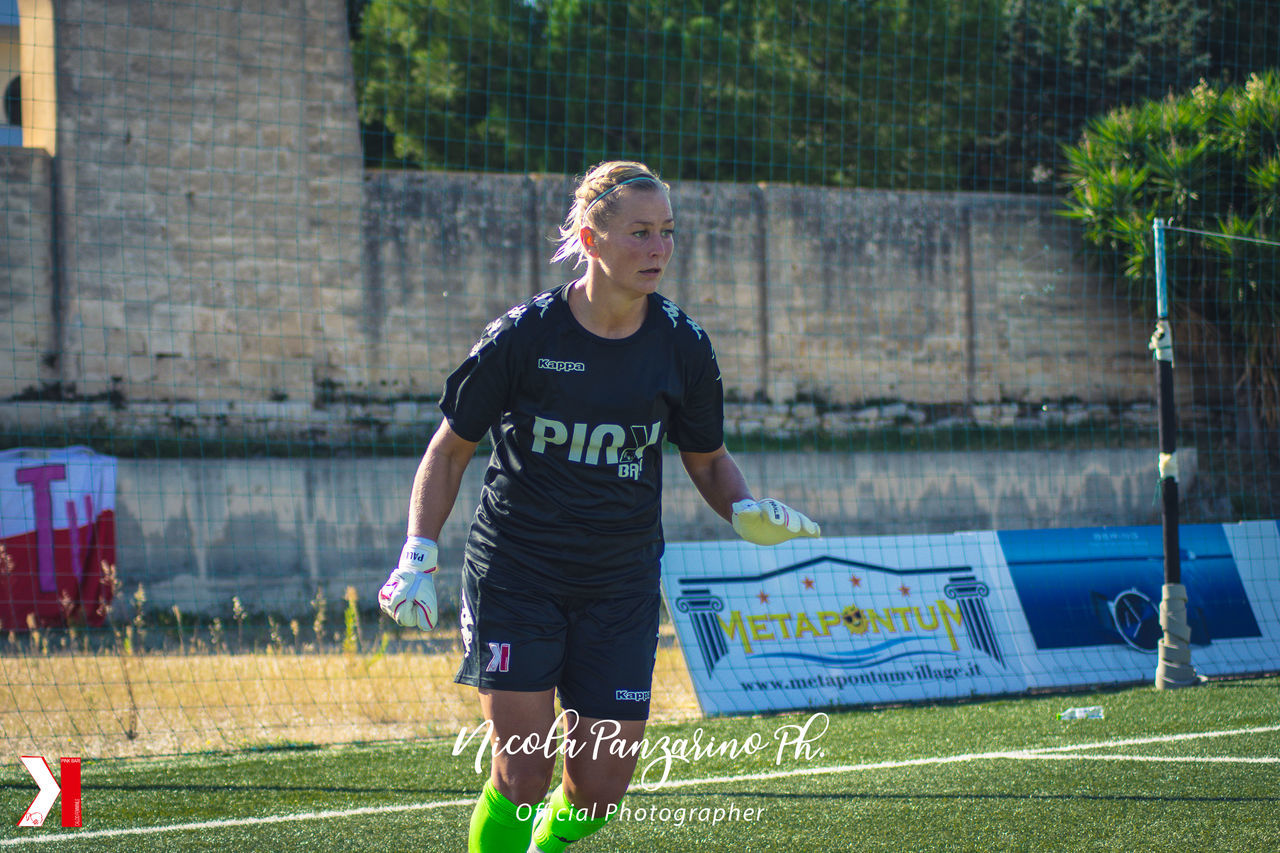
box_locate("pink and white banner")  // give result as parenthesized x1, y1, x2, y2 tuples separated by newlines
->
(0, 448, 116, 630)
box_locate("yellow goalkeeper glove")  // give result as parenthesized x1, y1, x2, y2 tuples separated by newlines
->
(731, 498, 821, 546)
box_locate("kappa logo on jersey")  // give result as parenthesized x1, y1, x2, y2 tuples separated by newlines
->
(468, 322, 502, 358)
(537, 358, 586, 373)
(468, 293, 559, 358)
(661, 299, 681, 327)
(486, 642, 511, 673)
(468, 306, 530, 359)
(533, 291, 556, 316)
(530, 417, 662, 480)
(661, 298, 704, 340)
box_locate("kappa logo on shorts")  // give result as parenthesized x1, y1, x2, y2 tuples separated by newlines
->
(615, 689, 650, 702)
(486, 642, 511, 673)
(460, 591, 475, 653)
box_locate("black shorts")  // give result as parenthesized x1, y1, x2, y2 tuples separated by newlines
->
(454, 562, 661, 721)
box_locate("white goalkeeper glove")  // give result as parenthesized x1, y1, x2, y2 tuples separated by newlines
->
(378, 536, 439, 630)
(731, 498, 821, 546)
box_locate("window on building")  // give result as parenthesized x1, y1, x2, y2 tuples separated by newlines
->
(1, 0, 19, 147)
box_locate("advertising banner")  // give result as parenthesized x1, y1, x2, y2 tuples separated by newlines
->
(661, 522, 1279, 716)
(660, 533, 1027, 715)
(0, 447, 117, 630)
(999, 522, 1279, 686)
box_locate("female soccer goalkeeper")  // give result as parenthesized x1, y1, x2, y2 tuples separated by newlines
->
(379, 160, 820, 853)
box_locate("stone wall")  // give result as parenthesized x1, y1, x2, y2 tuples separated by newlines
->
(359, 174, 1153, 411)
(0, 1, 1161, 443)
(44, 0, 364, 402)
(0, 146, 55, 398)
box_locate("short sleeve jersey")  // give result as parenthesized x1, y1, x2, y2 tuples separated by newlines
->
(440, 282, 724, 595)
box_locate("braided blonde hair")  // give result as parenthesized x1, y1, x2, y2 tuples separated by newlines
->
(550, 161, 670, 268)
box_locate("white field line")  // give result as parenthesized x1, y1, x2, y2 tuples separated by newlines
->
(0, 799, 477, 847)
(1012, 724, 1280, 755)
(4, 724, 1277, 847)
(1011, 753, 1280, 763)
(631, 723, 1280, 790)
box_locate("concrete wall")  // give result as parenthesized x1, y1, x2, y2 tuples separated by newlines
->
(114, 447, 1185, 616)
(0, 146, 56, 397)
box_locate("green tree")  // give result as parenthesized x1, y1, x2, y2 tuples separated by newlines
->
(984, 0, 1220, 193)
(352, 0, 855, 180)
(1061, 72, 1280, 435)
(348, 0, 1007, 187)
(797, 0, 1006, 190)
(353, 0, 543, 170)
(349, 0, 1277, 191)
(531, 0, 807, 180)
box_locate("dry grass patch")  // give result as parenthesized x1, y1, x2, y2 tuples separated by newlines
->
(1, 637, 700, 758)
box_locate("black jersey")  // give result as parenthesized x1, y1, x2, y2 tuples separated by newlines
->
(440, 282, 724, 595)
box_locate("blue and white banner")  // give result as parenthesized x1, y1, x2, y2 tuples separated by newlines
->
(660, 521, 1280, 716)
(998, 522, 1276, 688)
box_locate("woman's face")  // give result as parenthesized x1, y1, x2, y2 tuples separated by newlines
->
(587, 188, 675, 296)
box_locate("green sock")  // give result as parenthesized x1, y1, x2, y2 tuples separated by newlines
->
(529, 785, 614, 853)
(468, 780, 535, 853)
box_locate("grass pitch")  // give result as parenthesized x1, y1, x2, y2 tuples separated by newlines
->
(1, 676, 1276, 852)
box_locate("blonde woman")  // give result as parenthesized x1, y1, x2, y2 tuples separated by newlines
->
(380, 161, 819, 852)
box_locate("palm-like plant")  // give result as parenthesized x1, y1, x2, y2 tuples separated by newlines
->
(1062, 72, 1280, 437)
